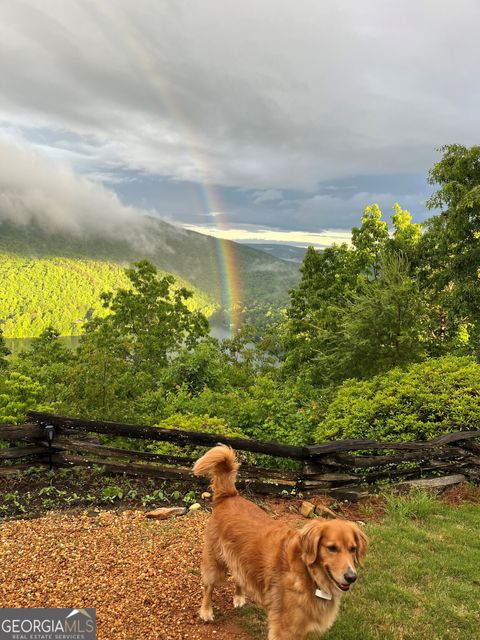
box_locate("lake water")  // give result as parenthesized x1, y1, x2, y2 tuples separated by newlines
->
(5, 322, 232, 356)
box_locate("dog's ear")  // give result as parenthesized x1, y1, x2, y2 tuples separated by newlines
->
(299, 521, 325, 566)
(353, 525, 368, 566)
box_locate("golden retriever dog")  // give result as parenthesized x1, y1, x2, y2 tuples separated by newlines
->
(193, 445, 367, 640)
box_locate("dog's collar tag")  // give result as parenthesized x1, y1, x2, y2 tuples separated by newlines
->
(315, 587, 332, 600)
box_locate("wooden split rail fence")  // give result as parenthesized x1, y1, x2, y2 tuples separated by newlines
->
(0, 411, 479, 499)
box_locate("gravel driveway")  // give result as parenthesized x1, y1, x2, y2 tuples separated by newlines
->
(0, 509, 253, 639)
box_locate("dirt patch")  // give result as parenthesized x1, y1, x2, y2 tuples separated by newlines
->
(0, 466, 202, 520)
(441, 482, 480, 505)
(266, 493, 386, 524)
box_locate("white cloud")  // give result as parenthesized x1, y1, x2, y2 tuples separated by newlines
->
(0, 132, 151, 239)
(0, 0, 478, 192)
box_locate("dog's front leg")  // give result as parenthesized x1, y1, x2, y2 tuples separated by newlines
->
(199, 583, 215, 622)
(268, 612, 304, 640)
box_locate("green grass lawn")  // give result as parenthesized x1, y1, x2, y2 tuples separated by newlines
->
(234, 491, 480, 640)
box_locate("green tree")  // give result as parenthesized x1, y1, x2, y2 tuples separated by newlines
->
(423, 144, 480, 352)
(160, 339, 228, 395)
(283, 243, 357, 385)
(283, 203, 425, 385)
(335, 253, 429, 378)
(390, 203, 422, 265)
(0, 372, 51, 424)
(351, 203, 389, 277)
(98, 260, 209, 375)
(61, 324, 135, 420)
(0, 328, 10, 370)
(60, 261, 210, 421)
(13, 327, 74, 406)
(17, 327, 73, 369)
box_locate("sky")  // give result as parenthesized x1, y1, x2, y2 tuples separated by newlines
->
(0, 0, 479, 247)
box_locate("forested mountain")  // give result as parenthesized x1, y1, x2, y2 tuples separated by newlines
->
(0, 217, 299, 337)
(244, 243, 309, 263)
(0, 253, 216, 338)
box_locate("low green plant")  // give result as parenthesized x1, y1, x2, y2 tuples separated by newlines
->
(41, 498, 56, 509)
(38, 486, 66, 498)
(182, 490, 196, 504)
(141, 488, 166, 507)
(3, 491, 25, 513)
(64, 493, 82, 506)
(101, 485, 124, 503)
(93, 464, 107, 475)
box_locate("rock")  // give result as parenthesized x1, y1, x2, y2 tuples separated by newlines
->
(201, 492, 212, 500)
(145, 507, 187, 520)
(314, 505, 337, 519)
(188, 503, 202, 512)
(299, 501, 315, 518)
(396, 474, 466, 493)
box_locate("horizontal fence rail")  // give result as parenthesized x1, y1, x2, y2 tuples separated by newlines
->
(0, 411, 478, 499)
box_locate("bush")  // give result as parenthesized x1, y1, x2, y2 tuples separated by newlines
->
(0, 371, 54, 424)
(145, 413, 243, 458)
(317, 356, 480, 442)
(155, 375, 324, 446)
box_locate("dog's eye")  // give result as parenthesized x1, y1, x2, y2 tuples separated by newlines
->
(350, 546, 357, 553)
(327, 545, 338, 553)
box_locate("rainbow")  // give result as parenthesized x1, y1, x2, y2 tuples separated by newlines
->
(196, 186, 243, 334)
(90, 12, 243, 334)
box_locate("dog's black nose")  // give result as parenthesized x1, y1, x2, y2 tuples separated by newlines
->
(344, 569, 357, 584)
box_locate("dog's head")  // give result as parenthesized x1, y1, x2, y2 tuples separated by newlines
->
(299, 519, 368, 593)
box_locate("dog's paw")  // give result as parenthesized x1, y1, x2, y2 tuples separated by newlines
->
(199, 608, 214, 622)
(233, 594, 246, 609)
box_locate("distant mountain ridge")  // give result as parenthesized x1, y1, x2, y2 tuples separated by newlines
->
(244, 243, 309, 263)
(0, 217, 299, 338)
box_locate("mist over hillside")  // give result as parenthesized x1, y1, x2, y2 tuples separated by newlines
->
(0, 134, 298, 337)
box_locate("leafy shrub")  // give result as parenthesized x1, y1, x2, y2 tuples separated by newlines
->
(146, 413, 243, 457)
(0, 371, 54, 424)
(155, 413, 240, 437)
(317, 356, 480, 442)
(153, 375, 324, 446)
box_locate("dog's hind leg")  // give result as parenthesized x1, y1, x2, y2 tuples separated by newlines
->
(233, 583, 246, 609)
(199, 547, 227, 622)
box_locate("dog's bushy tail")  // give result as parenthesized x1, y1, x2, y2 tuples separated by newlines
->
(193, 445, 239, 501)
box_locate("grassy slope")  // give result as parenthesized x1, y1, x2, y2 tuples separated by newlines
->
(236, 493, 480, 640)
